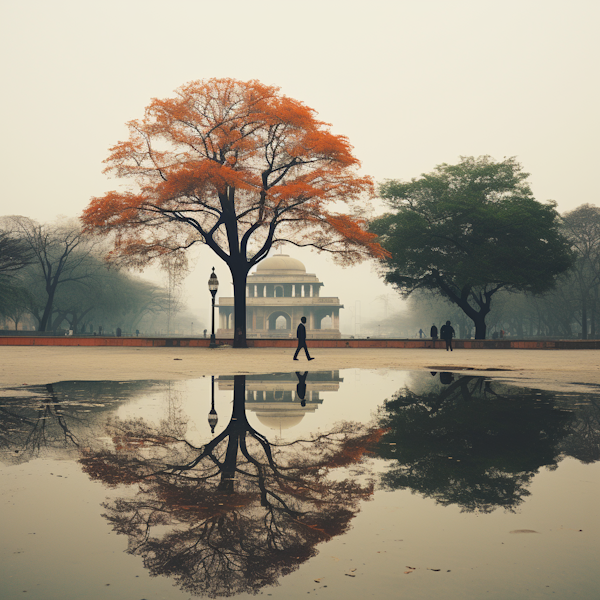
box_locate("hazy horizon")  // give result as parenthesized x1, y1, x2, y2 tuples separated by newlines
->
(1, 0, 597, 332)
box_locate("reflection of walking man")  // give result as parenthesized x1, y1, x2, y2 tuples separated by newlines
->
(296, 371, 308, 406)
(440, 320, 455, 352)
(293, 316, 314, 361)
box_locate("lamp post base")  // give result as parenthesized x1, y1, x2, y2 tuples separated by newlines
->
(209, 334, 217, 348)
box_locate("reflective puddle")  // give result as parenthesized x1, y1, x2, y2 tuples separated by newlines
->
(1, 371, 599, 599)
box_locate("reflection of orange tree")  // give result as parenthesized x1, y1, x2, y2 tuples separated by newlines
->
(80, 375, 383, 598)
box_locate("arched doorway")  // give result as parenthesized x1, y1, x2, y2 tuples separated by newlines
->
(267, 311, 292, 332)
(320, 315, 333, 329)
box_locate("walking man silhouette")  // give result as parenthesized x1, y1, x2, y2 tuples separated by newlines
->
(293, 316, 314, 361)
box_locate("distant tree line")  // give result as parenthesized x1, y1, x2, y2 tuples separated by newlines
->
(368, 203, 600, 339)
(0, 216, 200, 335)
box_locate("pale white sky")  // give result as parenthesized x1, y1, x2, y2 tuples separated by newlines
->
(1, 0, 598, 332)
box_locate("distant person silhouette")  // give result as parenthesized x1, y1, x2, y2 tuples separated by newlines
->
(418, 328, 424, 338)
(430, 324, 438, 345)
(440, 320, 455, 351)
(293, 316, 314, 361)
(296, 371, 308, 407)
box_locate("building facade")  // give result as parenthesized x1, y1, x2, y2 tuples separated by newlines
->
(217, 255, 343, 339)
(218, 371, 342, 432)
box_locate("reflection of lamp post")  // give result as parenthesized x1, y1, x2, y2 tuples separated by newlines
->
(208, 375, 218, 434)
(208, 267, 219, 348)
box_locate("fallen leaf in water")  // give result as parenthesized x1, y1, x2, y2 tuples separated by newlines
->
(509, 529, 539, 534)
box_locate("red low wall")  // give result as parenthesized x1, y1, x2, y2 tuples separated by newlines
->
(1, 337, 600, 349)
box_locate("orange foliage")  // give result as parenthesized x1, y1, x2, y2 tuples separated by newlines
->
(81, 77, 385, 267)
(324, 427, 388, 470)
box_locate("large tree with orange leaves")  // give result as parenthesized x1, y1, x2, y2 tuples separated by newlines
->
(82, 78, 387, 347)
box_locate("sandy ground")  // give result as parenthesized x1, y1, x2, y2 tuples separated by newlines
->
(2, 345, 600, 392)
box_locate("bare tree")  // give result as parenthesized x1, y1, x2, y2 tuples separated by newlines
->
(0, 225, 34, 323)
(8, 217, 102, 331)
(159, 251, 189, 335)
(561, 204, 600, 338)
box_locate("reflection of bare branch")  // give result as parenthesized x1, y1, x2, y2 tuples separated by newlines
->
(80, 375, 382, 598)
(0, 380, 162, 463)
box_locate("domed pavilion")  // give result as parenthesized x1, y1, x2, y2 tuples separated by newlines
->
(217, 254, 343, 339)
(218, 371, 343, 433)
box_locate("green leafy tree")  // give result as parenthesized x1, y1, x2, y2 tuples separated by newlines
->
(371, 157, 573, 338)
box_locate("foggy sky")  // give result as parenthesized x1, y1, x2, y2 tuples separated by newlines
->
(1, 0, 598, 332)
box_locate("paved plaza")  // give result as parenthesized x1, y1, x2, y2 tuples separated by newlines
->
(2, 346, 599, 392)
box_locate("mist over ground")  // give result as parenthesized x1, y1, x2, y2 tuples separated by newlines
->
(1, 1, 597, 335)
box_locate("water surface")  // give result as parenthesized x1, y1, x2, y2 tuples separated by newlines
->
(1, 371, 598, 599)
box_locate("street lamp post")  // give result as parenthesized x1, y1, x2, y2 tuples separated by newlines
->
(208, 267, 219, 348)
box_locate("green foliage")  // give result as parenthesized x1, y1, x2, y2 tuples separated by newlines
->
(374, 376, 573, 513)
(371, 156, 574, 338)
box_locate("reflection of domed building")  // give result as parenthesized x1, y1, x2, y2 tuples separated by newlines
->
(217, 255, 343, 339)
(218, 371, 342, 433)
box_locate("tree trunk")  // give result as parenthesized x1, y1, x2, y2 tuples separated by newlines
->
(581, 295, 588, 339)
(218, 375, 247, 492)
(591, 285, 597, 338)
(39, 286, 57, 331)
(473, 314, 487, 340)
(456, 299, 490, 340)
(232, 268, 248, 348)
(51, 311, 67, 333)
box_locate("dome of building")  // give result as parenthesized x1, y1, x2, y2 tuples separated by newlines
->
(255, 413, 305, 430)
(255, 254, 306, 274)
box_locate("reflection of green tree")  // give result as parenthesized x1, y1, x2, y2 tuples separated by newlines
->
(375, 376, 573, 513)
(559, 397, 600, 463)
(80, 375, 382, 598)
